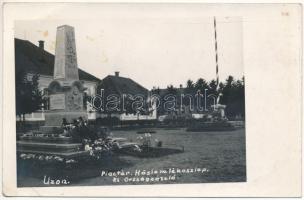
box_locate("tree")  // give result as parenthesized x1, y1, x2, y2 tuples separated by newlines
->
(208, 79, 217, 94)
(195, 78, 208, 91)
(166, 84, 177, 95)
(186, 79, 194, 89)
(218, 75, 245, 119)
(15, 72, 44, 122)
(31, 74, 44, 112)
(225, 75, 234, 88)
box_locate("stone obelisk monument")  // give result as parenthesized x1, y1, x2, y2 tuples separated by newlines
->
(45, 25, 87, 126)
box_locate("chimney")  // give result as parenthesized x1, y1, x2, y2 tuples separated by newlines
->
(38, 40, 44, 50)
(115, 71, 120, 77)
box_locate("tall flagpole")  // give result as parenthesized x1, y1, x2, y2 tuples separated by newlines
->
(212, 17, 226, 119)
(214, 17, 219, 92)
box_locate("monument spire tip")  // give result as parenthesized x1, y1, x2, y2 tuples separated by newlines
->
(57, 24, 75, 29)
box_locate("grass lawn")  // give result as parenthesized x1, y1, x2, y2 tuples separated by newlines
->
(17, 128, 246, 186)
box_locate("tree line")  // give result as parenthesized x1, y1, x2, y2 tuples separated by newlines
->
(151, 75, 245, 119)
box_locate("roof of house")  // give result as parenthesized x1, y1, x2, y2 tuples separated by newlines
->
(99, 75, 148, 96)
(15, 38, 101, 83)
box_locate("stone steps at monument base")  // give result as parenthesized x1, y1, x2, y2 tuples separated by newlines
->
(19, 135, 74, 144)
(37, 126, 63, 134)
(17, 141, 82, 153)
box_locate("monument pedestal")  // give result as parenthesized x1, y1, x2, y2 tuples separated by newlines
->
(45, 80, 87, 127)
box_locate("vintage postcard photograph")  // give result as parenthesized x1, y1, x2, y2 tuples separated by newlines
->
(14, 14, 246, 187)
(2, 2, 302, 197)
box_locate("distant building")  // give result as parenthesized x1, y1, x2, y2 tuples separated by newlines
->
(97, 72, 157, 121)
(15, 38, 101, 121)
(99, 71, 148, 96)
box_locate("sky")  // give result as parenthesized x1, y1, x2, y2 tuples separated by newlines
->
(15, 11, 243, 90)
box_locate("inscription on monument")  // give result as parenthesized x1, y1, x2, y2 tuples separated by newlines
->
(54, 25, 79, 80)
(54, 27, 65, 80)
(50, 94, 65, 110)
